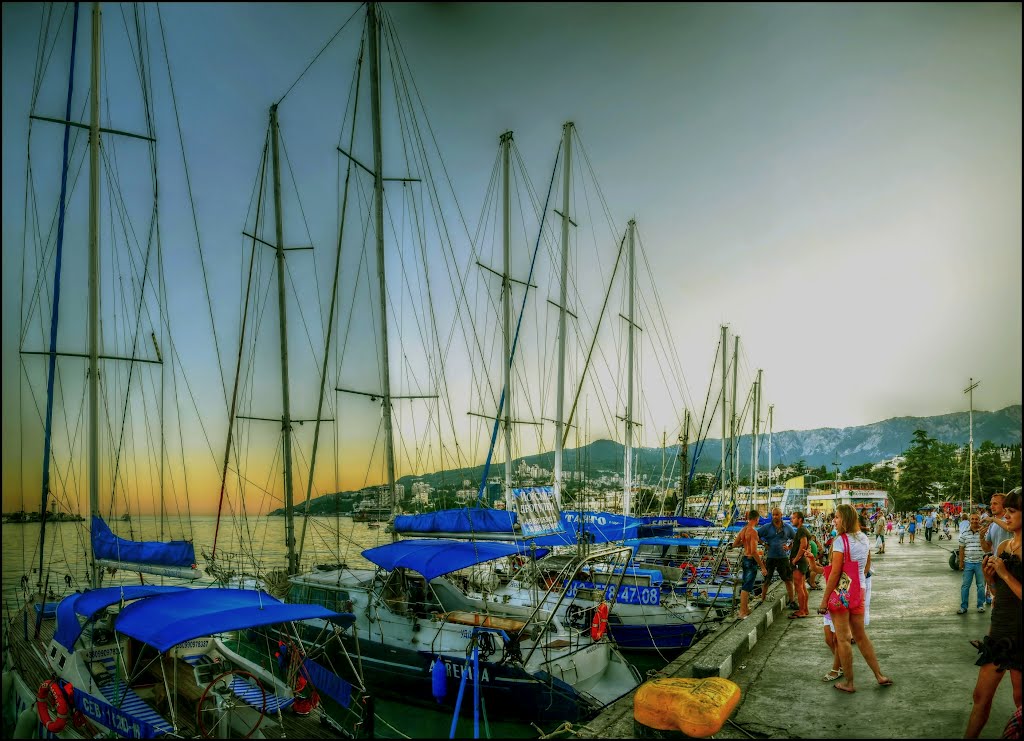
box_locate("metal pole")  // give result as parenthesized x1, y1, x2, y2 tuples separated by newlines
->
(730, 336, 740, 497)
(964, 378, 979, 507)
(553, 122, 572, 509)
(501, 131, 514, 511)
(623, 219, 636, 516)
(720, 325, 728, 515)
(368, 3, 398, 534)
(88, 1, 102, 589)
(752, 369, 761, 508)
(270, 104, 297, 575)
(767, 403, 774, 508)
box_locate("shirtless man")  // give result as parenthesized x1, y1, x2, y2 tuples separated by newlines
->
(732, 509, 767, 619)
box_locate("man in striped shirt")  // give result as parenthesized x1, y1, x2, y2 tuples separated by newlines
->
(957, 513, 986, 614)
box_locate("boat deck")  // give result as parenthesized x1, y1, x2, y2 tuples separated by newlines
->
(3, 598, 358, 739)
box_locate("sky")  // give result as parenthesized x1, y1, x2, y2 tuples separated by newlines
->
(2, 2, 1021, 516)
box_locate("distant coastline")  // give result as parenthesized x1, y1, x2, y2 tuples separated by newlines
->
(1, 511, 85, 524)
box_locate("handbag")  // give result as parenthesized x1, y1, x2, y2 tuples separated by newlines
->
(823, 534, 863, 613)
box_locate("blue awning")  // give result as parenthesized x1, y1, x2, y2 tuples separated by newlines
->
(55, 586, 191, 651)
(113, 589, 345, 652)
(637, 516, 714, 528)
(362, 539, 548, 581)
(625, 537, 723, 548)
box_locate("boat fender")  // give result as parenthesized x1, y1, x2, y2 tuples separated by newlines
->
(431, 657, 447, 702)
(633, 677, 740, 738)
(35, 679, 70, 733)
(590, 602, 609, 641)
(14, 706, 38, 739)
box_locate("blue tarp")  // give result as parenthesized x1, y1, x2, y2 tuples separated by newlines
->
(55, 586, 191, 651)
(91, 516, 196, 568)
(362, 539, 548, 581)
(113, 589, 344, 652)
(392, 508, 517, 535)
(533, 511, 641, 546)
(625, 536, 724, 548)
(638, 516, 714, 528)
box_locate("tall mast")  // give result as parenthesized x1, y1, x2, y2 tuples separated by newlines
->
(751, 369, 762, 509)
(730, 335, 740, 496)
(677, 409, 690, 516)
(368, 3, 398, 534)
(501, 131, 514, 510)
(269, 104, 298, 575)
(719, 325, 728, 512)
(87, 2, 102, 589)
(623, 219, 636, 516)
(553, 122, 572, 509)
(767, 403, 774, 507)
(964, 378, 979, 507)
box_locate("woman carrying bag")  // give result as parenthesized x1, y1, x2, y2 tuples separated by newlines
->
(818, 504, 893, 693)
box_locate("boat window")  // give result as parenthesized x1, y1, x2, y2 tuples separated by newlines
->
(50, 646, 58, 658)
(289, 584, 308, 603)
(309, 587, 330, 608)
(58, 654, 67, 669)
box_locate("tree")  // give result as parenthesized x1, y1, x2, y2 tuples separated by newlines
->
(894, 429, 943, 511)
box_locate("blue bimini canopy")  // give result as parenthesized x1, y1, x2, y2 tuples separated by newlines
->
(55, 585, 191, 651)
(113, 588, 344, 653)
(393, 508, 517, 536)
(362, 539, 548, 581)
(92, 516, 196, 567)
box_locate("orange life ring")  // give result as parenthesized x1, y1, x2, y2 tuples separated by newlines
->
(590, 602, 610, 641)
(681, 563, 698, 582)
(36, 680, 70, 733)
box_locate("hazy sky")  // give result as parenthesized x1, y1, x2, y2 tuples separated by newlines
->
(3, 2, 1021, 514)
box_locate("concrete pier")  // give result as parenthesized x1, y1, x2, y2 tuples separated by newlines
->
(588, 533, 1019, 738)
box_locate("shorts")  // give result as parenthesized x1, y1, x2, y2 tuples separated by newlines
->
(740, 556, 758, 593)
(792, 559, 810, 577)
(764, 557, 792, 586)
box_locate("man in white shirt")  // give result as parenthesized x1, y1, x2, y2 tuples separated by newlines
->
(980, 493, 1010, 607)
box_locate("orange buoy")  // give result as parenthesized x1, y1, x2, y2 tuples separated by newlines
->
(590, 601, 609, 640)
(36, 680, 70, 733)
(633, 677, 740, 738)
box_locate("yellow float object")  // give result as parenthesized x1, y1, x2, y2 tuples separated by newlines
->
(633, 677, 741, 737)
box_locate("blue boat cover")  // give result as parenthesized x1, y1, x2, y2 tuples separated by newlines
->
(534, 511, 641, 546)
(393, 508, 517, 535)
(625, 536, 723, 548)
(113, 588, 343, 652)
(638, 516, 714, 528)
(362, 539, 548, 581)
(92, 516, 196, 567)
(55, 585, 190, 651)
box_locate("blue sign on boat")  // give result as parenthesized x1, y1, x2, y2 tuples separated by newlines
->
(74, 689, 166, 738)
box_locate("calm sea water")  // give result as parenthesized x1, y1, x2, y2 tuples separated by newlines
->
(1, 514, 613, 738)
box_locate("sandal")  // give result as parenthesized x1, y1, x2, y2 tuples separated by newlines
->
(969, 639, 982, 651)
(822, 669, 843, 682)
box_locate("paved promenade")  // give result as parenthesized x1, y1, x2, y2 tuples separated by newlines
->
(591, 531, 1019, 738)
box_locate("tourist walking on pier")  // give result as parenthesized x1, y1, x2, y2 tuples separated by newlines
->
(758, 508, 797, 609)
(925, 511, 937, 542)
(964, 488, 1022, 738)
(733, 510, 767, 619)
(898, 518, 907, 544)
(874, 515, 886, 554)
(789, 511, 811, 618)
(959, 513, 987, 614)
(908, 517, 917, 543)
(818, 504, 892, 693)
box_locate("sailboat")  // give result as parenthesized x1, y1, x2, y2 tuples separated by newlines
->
(2, 4, 363, 738)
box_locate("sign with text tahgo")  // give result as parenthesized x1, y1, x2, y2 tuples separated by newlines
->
(512, 487, 564, 537)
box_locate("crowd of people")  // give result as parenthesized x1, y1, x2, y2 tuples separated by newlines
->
(728, 490, 1022, 738)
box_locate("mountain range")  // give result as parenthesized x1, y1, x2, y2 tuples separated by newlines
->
(281, 405, 1021, 512)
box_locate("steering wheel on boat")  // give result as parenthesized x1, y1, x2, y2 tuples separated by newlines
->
(197, 669, 267, 739)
